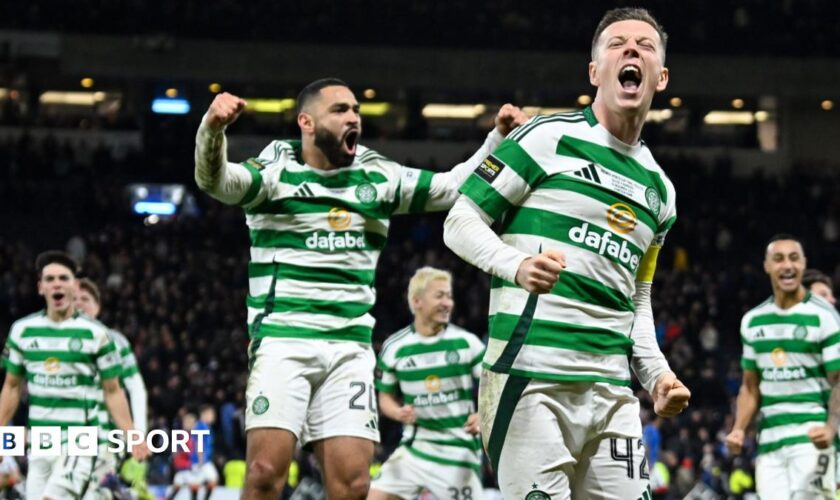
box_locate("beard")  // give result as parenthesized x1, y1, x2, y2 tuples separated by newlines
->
(314, 125, 355, 168)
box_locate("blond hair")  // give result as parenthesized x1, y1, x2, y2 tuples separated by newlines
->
(407, 267, 452, 314)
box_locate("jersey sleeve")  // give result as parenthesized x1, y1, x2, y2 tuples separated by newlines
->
(375, 346, 398, 394)
(637, 188, 677, 284)
(2, 324, 24, 376)
(740, 317, 757, 372)
(820, 306, 840, 372)
(466, 334, 486, 379)
(112, 332, 141, 378)
(96, 329, 123, 381)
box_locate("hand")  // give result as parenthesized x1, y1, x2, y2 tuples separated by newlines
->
(494, 104, 529, 137)
(808, 425, 837, 449)
(397, 405, 416, 425)
(652, 372, 691, 417)
(132, 440, 151, 461)
(514, 251, 566, 294)
(464, 413, 480, 435)
(205, 92, 248, 132)
(725, 429, 745, 455)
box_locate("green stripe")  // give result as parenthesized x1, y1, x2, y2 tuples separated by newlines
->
(486, 374, 529, 470)
(22, 351, 93, 363)
(491, 270, 634, 313)
(246, 295, 373, 319)
(418, 437, 482, 451)
(761, 390, 830, 408)
(248, 261, 375, 286)
(501, 207, 644, 274)
(492, 140, 547, 188)
(3, 359, 23, 375)
(582, 106, 598, 126)
(396, 364, 473, 382)
(659, 215, 677, 233)
(459, 176, 513, 220)
(119, 347, 133, 358)
(280, 168, 387, 188)
(6, 339, 20, 352)
(489, 313, 633, 356)
(98, 343, 116, 356)
(249, 229, 387, 251)
(238, 160, 264, 206)
(121, 366, 139, 378)
(758, 365, 825, 380)
(489, 291, 539, 372)
(823, 359, 840, 372)
(376, 358, 395, 373)
(374, 380, 396, 393)
(823, 332, 840, 349)
(100, 366, 122, 380)
(246, 196, 392, 220)
(394, 338, 470, 359)
(414, 414, 470, 430)
(405, 445, 480, 472)
(21, 327, 94, 339)
(555, 135, 668, 204)
(741, 358, 757, 371)
(505, 367, 631, 387)
(539, 175, 658, 232)
(750, 339, 820, 354)
(470, 350, 484, 367)
(748, 313, 821, 328)
(403, 388, 473, 405)
(408, 170, 434, 213)
(26, 372, 97, 386)
(28, 419, 98, 428)
(250, 323, 372, 343)
(759, 411, 826, 430)
(508, 114, 586, 142)
(29, 396, 99, 409)
(757, 435, 814, 454)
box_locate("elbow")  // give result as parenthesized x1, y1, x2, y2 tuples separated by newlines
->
(442, 211, 462, 253)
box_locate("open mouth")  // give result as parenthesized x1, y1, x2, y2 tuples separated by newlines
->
(778, 270, 797, 287)
(52, 292, 66, 302)
(618, 65, 642, 93)
(342, 129, 359, 156)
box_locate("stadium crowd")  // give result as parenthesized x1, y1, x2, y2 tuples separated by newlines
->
(1, 134, 839, 499)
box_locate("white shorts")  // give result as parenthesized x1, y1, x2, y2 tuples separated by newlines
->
(173, 470, 194, 487)
(245, 338, 379, 445)
(27, 446, 111, 500)
(371, 445, 484, 500)
(479, 370, 650, 500)
(756, 443, 835, 499)
(188, 462, 219, 486)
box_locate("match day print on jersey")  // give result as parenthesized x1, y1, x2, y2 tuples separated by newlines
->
(475, 155, 506, 183)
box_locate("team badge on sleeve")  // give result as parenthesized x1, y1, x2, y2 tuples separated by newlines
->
(475, 155, 506, 183)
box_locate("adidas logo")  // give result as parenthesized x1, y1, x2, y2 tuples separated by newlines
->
(404, 358, 416, 369)
(294, 184, 315, 197)
(29, 340, 40, 350)
(572, 163, 601, 183)
(365, 416, 378, 430)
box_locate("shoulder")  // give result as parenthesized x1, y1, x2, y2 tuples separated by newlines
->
(507, 111, 590, 144)
(252, 140, 301, 169)
(380, 325, 414, 357)
(741, 298, 774, 328)
(108, 330, 131, 348)
(807, 295, 840, 329)
(9, 312, 43, 336)
(74, 314, 112, 340)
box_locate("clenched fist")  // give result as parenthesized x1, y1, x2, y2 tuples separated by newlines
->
(652, 372, 691, 417)
(494, 104, 529, 137)
(725, 429, 745, 455)
(515, 250, 566, 294)
(205, 92, 248, 132)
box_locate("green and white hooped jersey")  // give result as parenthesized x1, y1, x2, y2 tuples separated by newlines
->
(96, 330, 139, 431)
(740, 293, 840, 454)
(375, 324, 485, 471)
(239, 141, 452, 346)
(3, 311, 121, 435)
(459, 107, 676, 386)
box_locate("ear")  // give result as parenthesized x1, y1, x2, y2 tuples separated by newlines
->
(655, 67, 669, 92)
(297, 112, 314, 134)
(763, 259, 772, 275)
(37, 278, 45, 297)
(588, 61, 599, 87)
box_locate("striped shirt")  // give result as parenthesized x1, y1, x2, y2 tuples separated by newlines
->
(456, 107, 676, 385)
(740, 293, 840, 454)
(96, 330, 140, 432)
(227, 134, 499, 346)
(375, 324, 485, 471)
(3, 311, 121, 432)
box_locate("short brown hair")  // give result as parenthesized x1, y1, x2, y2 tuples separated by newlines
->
(591, 8, 668, 63)
(35, 250, 78, 278)
(78, 278, 101, 305)
(803, 269, 832, 290)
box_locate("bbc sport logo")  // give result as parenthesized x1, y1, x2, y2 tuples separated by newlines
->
(0, 426, 209, 456)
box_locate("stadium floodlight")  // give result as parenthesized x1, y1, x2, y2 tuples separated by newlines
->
(703, 111, 754, 125)
(422, 104, 486, 119)
(360, 102, 391, 116)
(133, 201, 177, 215)
(151, 98, 190, 115)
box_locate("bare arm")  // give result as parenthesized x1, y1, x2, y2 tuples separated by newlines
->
(807, 371, 840, 449)
(0, 373, 22, 425)
(377, 392, 415, 425)
(103, 378, 150, 460)
(725, 370, 760, 454)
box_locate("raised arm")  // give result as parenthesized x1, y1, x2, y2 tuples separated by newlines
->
(194, 92, 256, 204)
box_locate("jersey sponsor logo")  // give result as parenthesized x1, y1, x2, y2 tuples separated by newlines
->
(44, 357, 61, 373)
(252, 395, 269, 415)
(293, 184, 315, 197)
(572, 163, 601, 184)
(424, 375, 442, 393)
(568, 223, 641, 271)
(475, 155, 506, 183)
(606, 203, 637, 234)
(412, 388, 463, 408)
(305, 231, 366, 252)
(32, 373, 78, 387)
(771, 347, 787, 367)
(68, 338, 83, 352)
(327, 208, 352, 230)
(355, 183, 378, 204)
(793, 325, 808, 339)
(645, 187, 661, 218)
(762, 366, 807, 381)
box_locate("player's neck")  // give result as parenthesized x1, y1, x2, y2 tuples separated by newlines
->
(301, 141, 336, 171)
(47, 305, 75, 323)
(592, 99, 646, 145)
(773, 286, 807, 310)
(413, 318, 445, 337)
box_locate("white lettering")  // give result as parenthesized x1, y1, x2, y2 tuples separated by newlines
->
(107, 429, 124, 453)
(304, 232, 367, 252)
(567, 223, 642, 270)
(171, 430, 190, 452)
(67, 427, 97, 456)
